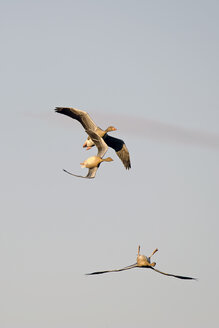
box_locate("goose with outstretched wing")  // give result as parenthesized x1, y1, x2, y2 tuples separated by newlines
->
(63, 129, 113, 179)
(55, 107, 131, 169)
(86, 246, 197, 280)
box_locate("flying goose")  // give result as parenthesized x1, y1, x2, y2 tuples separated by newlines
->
(54, 107, 131, 169)
(86, 245, 197, 280)
(63, 129, 113, 179)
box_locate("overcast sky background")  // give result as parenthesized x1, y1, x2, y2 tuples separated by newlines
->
(1, 1, 219, 327)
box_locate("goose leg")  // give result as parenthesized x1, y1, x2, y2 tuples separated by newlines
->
(138, 245, 140, 256)
(149, 248, 158, 259)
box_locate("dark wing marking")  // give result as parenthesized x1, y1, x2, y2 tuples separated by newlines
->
(85, 129, 108, 158)
(86, 263, 138, 275)
(151, 267, 197, 280)
(63, 168, 96, 179)
(55, 107, 97, 131)
(103, 134, 131, 169)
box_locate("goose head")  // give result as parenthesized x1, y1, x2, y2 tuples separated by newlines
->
(105, 126, 117, 132)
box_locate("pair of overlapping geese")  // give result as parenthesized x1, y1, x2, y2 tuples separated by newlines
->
(55, 107, 196, 280)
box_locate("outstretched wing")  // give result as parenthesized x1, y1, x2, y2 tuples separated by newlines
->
(151, 267, 197, 280)
(85, 129, 108, 158)
(86, 263, 138, 275)
(103, 134, 131, 169)
(55, 107, 97, 132)
(63, 168, 97, 179)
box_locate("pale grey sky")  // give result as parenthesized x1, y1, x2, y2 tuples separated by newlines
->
(1, 1, 219, 327)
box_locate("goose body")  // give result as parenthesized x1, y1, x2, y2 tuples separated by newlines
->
(55, 107, 131, 169)
(86, 246, 196, 280)
(80, 156, 102, 168)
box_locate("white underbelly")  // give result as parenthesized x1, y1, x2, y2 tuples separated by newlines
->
(83, 156, 100, 168)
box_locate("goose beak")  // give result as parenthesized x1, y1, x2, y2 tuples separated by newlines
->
(86, 146, 92, 150)
(83, 142, 87, 148)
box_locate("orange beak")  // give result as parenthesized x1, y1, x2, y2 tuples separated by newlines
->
(83, 142, 87, 148)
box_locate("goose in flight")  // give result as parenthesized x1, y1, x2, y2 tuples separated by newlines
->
(86, 245, 197, 280)
(63, 129, 113, 179)
(55, 107, 131, 169)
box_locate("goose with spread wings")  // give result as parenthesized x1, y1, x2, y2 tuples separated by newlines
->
(55, 107, 131, 169)
(86, 246, 197, 280)
(63, 129, 113, 179)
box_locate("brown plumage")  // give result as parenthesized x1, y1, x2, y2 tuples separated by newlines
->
(83, 126, 116, 149)
(55, 107, 131, 169)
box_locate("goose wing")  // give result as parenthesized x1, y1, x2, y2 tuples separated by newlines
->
(63, 168, 97, 179)
(103, 134, 131, 169)
(86, 167, 98, 178)
(117, 143, 131, 170)
(86, 263, 138, 275)
(151, 267, 197, 280)
(55, 107, 97, 131)
(85, 129, 108, 158)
